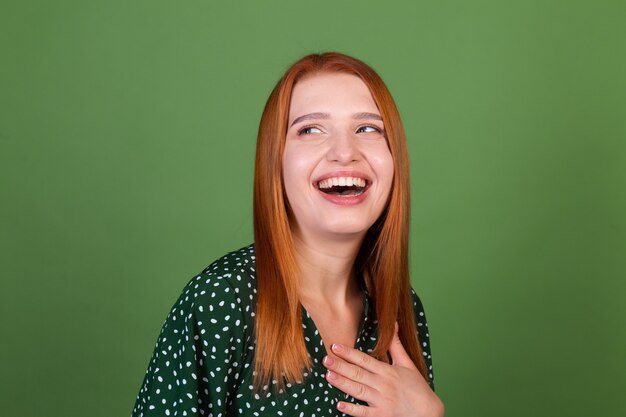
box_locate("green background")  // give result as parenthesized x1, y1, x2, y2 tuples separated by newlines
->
(1, 1, 624, 416)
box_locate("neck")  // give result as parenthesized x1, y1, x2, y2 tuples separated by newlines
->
(292, 229, 364, 306)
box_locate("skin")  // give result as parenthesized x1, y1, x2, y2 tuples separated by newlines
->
(324, 325, 444, 417)
(283, 72, 394, 247)
(283, 72, 444, 417)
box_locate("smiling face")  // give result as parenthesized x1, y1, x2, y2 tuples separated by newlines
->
(282, 72, 394, 244)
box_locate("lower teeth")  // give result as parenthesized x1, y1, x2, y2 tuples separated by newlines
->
(319, 185, 366, 196)
(331, 189, 363, 196)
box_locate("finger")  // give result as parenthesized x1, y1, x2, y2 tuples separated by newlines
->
(323, 355, 376, 386)
(336, 401, 372, 417)
(326, 369, 380, 403)
(330, 343, 385, 374)
(388, 322, 416, 369)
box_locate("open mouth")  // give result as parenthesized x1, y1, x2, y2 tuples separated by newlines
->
(317, 176, 369, 197)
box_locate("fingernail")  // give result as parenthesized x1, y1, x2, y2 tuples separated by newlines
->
(331, 343, 343, 352)
(323, 355, 334, 366)
(337, 401, 346, 411)
(326, 370, 335, 380)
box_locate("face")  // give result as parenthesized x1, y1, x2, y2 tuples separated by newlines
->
(282, 72, 394, 244)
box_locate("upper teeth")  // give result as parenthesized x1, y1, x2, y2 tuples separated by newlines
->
(318, 177, 367, 189)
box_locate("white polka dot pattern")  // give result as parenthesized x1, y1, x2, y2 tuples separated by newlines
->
(132, 244, 435, 416)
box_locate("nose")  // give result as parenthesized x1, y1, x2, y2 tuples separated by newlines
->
(326, 131, 360, 164)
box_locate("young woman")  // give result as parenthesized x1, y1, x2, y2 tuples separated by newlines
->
(132, 52, 444, 417)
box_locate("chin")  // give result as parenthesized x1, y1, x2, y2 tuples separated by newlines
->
(317, 220, 374, 239)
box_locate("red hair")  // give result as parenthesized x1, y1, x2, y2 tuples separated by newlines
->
(253, 52, 427, 389)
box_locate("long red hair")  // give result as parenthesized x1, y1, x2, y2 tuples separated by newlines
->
(253, 52, 427, 389)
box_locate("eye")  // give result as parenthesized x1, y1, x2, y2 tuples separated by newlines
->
(356, 125, 382, 134)
(297, 126, 323, 135)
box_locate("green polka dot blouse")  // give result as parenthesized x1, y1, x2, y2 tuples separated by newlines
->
(132, 244, 435, 416)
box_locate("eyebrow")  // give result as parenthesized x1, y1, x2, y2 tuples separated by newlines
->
(290, 112, 330, 127)
(352, 112, 383, 121)
(289, 112, 383, 127)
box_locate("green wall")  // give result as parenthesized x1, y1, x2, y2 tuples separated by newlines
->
(1, 1, 624, 416)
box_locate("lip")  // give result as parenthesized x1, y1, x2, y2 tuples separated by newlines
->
(313, 170, 371, 206)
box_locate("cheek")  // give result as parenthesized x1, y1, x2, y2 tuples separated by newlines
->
(282, 142, 323, 182)
(371, 148, 395, 191)
(282, 144, 314, 205)
(283, 147, 309, 177)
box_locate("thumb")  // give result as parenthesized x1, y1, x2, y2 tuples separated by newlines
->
(389, 322, 416, 369)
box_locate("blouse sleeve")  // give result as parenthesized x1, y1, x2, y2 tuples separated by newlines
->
(132, 273, 249, 417)
(411, 289, 436, 390)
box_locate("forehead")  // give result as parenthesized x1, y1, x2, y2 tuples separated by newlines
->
(288, 72, 379, 121)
